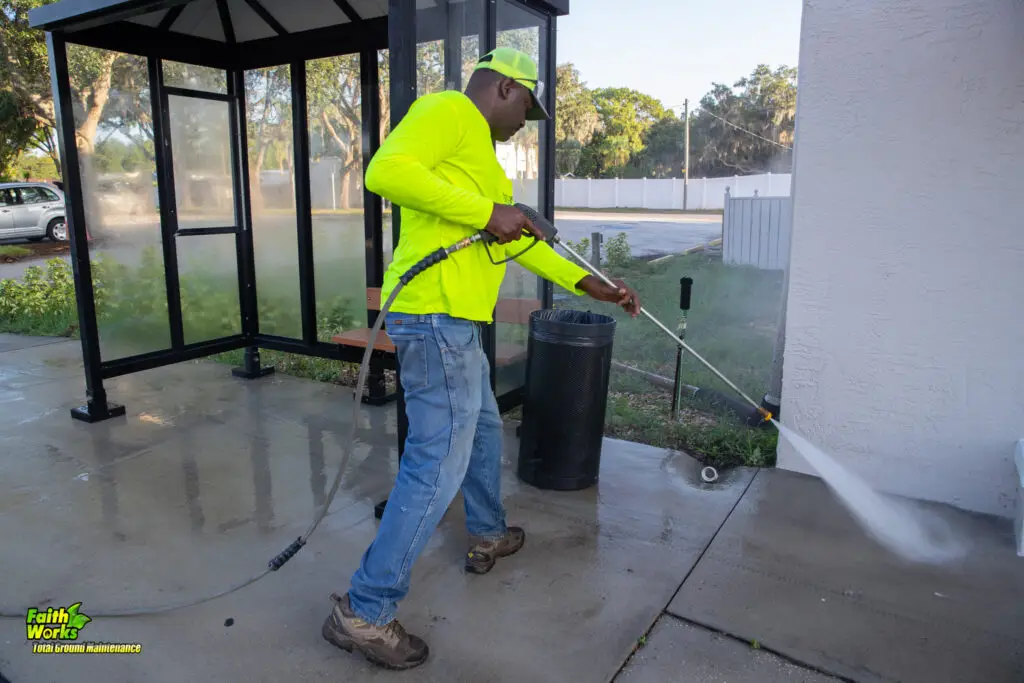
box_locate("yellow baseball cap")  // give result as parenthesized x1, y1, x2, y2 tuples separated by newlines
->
(474, 47, 549, 121)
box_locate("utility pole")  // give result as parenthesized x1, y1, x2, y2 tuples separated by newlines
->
(682, 98, 690, 211)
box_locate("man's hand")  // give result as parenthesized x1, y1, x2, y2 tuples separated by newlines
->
(485, 204, 545, 244)
(577, 275, 641, 318)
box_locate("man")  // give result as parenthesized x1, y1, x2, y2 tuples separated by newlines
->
(321, 47, 641, 670)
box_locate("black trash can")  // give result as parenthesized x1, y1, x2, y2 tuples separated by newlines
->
(517, 308, 617, 491)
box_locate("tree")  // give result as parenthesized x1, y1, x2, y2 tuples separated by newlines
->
(688, 64, 797, 177)
(246, 65, 293, 209)
(0, 0, 56, 163)
(553, 63, 598, 177)
(637, 117, 687, 178)
(0, 89, 37, 177)
(307, 55, 362, 209)
(554, 63, 598, 145)
(580, 87, 671, 177)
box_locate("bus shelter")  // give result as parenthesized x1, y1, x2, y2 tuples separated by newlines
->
(28, 0, 567, 463)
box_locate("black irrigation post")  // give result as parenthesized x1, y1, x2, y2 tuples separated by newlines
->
(47, 31, 125, 423)
(670, 276, 693, 419)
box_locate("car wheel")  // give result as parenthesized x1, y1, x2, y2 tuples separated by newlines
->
(47, 218, 68, 242)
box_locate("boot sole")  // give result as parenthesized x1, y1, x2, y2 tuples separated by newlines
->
(321, 619, 428, 671)
(465, 536, 525, 574)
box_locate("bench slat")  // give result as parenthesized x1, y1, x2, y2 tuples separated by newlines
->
(333, 328, 394, 353)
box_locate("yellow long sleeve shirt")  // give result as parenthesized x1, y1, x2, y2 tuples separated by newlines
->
(366, 89, 590, 323)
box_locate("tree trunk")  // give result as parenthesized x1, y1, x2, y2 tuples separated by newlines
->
(338, 170, 350, 210)
(250, 145, 267, 211)
(74, 52, 119, 236)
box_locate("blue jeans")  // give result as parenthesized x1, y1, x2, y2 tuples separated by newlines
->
(347, 312, 507, 625)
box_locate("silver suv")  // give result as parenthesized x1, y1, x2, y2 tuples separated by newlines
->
(0, 182, 68, 242)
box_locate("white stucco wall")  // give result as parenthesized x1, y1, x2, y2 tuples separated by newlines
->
(779, 0, 1024, 517)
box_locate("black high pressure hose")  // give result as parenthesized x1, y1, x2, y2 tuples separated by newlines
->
(0, 210, 554, 619)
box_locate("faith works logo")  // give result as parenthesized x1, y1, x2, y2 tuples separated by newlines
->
(26, 603, 142, 654)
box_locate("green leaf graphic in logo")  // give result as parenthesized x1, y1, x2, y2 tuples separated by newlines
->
(67, 603, 91, 630)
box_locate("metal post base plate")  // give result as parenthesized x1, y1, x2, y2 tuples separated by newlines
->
(70, 401, 126, 423)
(232, 365, 276, 379)
(361, 392, 398, 406)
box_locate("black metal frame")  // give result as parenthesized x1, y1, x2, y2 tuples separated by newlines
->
(34, 0, 567, 491)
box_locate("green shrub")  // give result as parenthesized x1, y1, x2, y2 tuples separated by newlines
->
(0, 258, 79, 319)
(604, 232, 632, 268)
(0, 249, 363, 357)
(564, 236, 591, 258)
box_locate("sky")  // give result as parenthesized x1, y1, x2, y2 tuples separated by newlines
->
(554, 0, 803, 115)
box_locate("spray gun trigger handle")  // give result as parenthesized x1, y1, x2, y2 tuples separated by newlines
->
(514, 202, 558, 243)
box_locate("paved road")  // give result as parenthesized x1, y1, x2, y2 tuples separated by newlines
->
(0, 211, 722, 282)
(552, 210, 722, 258)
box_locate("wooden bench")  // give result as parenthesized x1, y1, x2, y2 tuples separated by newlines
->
(333, 287, 541, 403)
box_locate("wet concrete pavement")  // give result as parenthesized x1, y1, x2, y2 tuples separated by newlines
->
(1, 333, 1021, 682)
(0, 334, 755, 682)
(616, 615, 841, 683)
(668, 469, 1024, 683)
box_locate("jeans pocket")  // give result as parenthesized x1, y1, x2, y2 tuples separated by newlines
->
(387, 330, 429, 393)
(434, 317, 478, 353)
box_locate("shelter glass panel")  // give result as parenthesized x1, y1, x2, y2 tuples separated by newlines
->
(67, 45, 169, 361)
(163, 61, 228, 94)
(167, 95, 236, 230)
(175, 233, 242, 344)
(246, 64, 302, 339)
(306, 53, 368, 342)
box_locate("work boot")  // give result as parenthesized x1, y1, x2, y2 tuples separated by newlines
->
(465, 526, 525, 574)
(321, 592, 429, 670)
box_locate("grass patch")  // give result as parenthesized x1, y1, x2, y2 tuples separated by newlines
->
(0, 245, 33, 260)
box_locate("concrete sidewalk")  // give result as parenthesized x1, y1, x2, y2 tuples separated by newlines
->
(0, 334, 1021, 682)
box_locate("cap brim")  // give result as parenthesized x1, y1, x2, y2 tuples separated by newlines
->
(526, 92, 550, 121)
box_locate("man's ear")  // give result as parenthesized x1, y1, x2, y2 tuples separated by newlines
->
(498, 77, 514, 100)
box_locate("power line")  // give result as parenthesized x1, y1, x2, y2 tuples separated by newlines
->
(704, 110, 793, 150)
(669, 102, 793, 151)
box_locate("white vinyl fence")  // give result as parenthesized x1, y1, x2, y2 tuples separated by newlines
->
(722, 188, 793, 270)
(553, 172, 791, 211)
